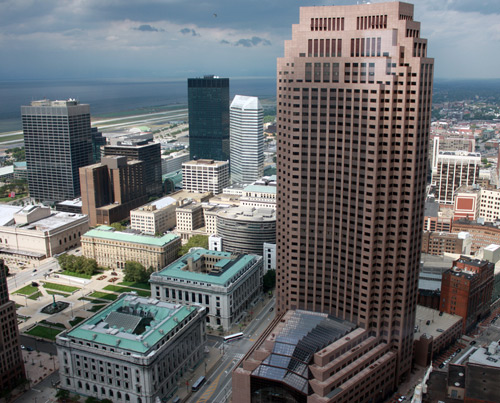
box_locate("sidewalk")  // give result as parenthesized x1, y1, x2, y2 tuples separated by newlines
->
(5, 350, 59, 403)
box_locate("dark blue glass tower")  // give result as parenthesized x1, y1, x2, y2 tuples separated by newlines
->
(188, 76, 230, 161)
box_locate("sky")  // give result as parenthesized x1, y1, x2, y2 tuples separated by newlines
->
(0, 0, 499, 81)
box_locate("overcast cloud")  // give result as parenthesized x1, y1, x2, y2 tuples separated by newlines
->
(0, 0, 498, 80)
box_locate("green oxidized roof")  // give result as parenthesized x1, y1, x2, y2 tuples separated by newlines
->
(83, 226, 179, 247)
(152, 248, 259, 286)
(66, 295, 195, 354)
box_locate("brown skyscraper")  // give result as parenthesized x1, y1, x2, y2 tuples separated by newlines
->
(234, 2, 433, 402)
(0, 260, 26, 392)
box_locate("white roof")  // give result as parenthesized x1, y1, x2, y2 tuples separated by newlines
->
(230, 95, 262, 110)
(0, 204, 23, 226)
(150, 196, 177, 210)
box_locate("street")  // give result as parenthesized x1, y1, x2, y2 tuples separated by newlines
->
(190, 297, 276, 403)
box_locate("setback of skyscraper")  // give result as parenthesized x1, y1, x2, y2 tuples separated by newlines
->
(188, 76, 230, 161)
(234, 2, 434, 402)
(22, 99, 94, 202)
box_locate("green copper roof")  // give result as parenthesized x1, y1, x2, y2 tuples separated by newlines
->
(83, 226, 179, 246)
(65, 295, 195, 354)
(151, 248, 259, 287)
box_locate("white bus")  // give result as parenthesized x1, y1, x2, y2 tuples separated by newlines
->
(223, 332, 243, 342)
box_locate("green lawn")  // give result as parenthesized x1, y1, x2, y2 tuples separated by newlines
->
(60, 270, 92, 279)
(25, 325, 63, 340)
(40, 320, 66, 329)
(13, 285, 38, 296)
(89, 291, 118, 301)
(27, 291, 42, 300)
(103, 285, 151, 297)
(118, 281, 150, 290)
(87, 304, 107, 312)
(46, 290, 71, 298)
(42, 282, 80, 293)
(69, 317, 86, 327)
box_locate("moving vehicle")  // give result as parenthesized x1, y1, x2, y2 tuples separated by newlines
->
(191, 376, 206, 392)
(223, 332, 243, 342)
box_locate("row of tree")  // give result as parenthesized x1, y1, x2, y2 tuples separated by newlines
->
(57, 254, 98, 276)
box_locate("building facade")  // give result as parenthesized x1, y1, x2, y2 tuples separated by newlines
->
(0, 205, 89, 264)
(22, 99, 94, 202)
(234, 2, 434, 401)
(175, 201, 205, 241)
(229, 95, 264, 184)
(188, 76, 230, 161)
(81, 226, 181, 270)
(239, 184, 277, 208)
(433, 151, 481, 205)
(182, 159, 229, 195)
(215, 206, 276, 256)
(130, 196, 178, 235)
(80, 156, 147, 227)
(56, 294, 206, 403)
(150, 248, 262, 330)
(479, 188, 500, 222)
(421, 231, 471, 256)
(451, 220, 500, 254)
(0, 259, 25, 392)
(439, 256, 494, 334)
(103, 138, 162, 197)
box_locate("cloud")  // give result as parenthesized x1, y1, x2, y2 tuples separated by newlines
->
(134, 24, 163, 32)
(180, 27, 200, 36)
(225, 36, 271, 47)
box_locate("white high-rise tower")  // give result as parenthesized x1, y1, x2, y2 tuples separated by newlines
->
(229, 95, 264, 184)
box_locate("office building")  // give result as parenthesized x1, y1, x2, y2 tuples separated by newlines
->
(451, 220, 500, 254)
(421, 231, 471, 256)
(439, 256, 494, 334)
(0, 205, 89, 265)
(215, 206, 276, 256)
(230, 95, 264, 184)
(413, 305, 462, 367)
(432, 151, 481, 205)
(56, 294, 206, 403)
(150, 248, 262, 330)
(161, 151, 190, 175)
(103, 137, 162, 197)
(130, 196, 178, 235)
(188, 76, 230, 161)
(22, 99, 94, 202)
(0, 259, 26, 392)
(81, 225, 181, 270)
(175, 200, 205, 241)
(182, 159, 229, 195)
(80, 156, 147, 227)
(239, 183, 277, 209)
(234, 2, 434, 401)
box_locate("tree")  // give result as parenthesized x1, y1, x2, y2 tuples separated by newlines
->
(178, 235, 209, 256)
(55, 388, 70, 400)
(124, 261, 150, 282)
(263, 269, 276, 293)
(109, 222, 125, 231)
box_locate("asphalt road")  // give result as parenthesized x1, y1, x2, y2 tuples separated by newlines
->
(8, 258, 60, 294)
(19, 335, 57, 355)
(191, 297, 276, 403)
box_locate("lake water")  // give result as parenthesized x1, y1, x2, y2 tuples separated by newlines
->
(0, 77, 276, 133)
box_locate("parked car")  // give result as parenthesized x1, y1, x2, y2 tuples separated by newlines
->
(26, 346, 34, 352)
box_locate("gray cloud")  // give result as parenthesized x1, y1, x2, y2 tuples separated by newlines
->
(134, 24, 163, 32)
(234, 36, 271, 47)
(180, 27, 200, 36)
